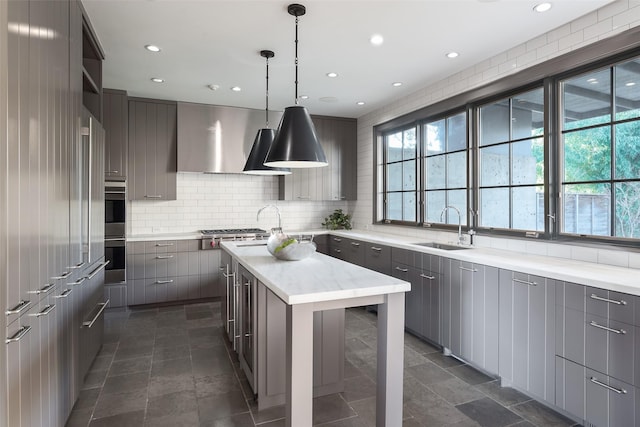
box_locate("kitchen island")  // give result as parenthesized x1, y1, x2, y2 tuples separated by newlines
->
(221, 241, 411, 427)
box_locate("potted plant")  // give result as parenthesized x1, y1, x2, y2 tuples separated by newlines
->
(322, 209, 352, 230)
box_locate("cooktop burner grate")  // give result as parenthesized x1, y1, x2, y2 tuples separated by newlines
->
(200, 228, 267, 235)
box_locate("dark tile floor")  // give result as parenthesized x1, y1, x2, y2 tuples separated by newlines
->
(65, 301, 581, 427)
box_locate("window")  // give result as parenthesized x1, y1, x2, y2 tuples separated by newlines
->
(423, 112, 468, 225)
(381, 127, 417, 222)
(478, 88, 545, 231)
(560, 58, 640, 239)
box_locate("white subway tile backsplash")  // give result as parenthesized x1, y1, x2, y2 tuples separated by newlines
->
(546, 244, 572, 260)
(570, 246, 598, 263)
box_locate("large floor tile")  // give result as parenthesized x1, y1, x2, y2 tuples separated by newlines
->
(406, 361, 454, 385)
(312, 394, 357, 425)
(150, 357, 192, 377)
(146, 390, 199, 419)
(200, 412, 257, 427)
(428, 377, 486, 405)
(107, 356, 151, 377)
(447, 364, 494, 386)
(197, 390, 249, 422)
(340, 375, 377, 403)
(143, 411, 200, 427)
(475, 380, 532, 407)
(92, 389, 148, 419)
(456, 397, 522, 427)
(89, 410, 145, 427)
(148, 372, 195, 398)
(511, 399, 577, 426)
(101, 371, 149, 395)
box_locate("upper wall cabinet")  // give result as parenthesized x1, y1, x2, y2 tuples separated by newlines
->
(103, 89, 128, 180)
(128, 98, 177, 201)
(81, 9, 104, 121)
(279, 115, 357, 201)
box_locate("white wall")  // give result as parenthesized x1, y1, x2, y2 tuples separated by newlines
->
(352, 0, 640, 268)
(128, 173, 349, 234)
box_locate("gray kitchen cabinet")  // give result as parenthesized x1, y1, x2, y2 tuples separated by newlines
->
(255, 280, 345, 409)
(314, 234, 329, 255)
(418, 253, 442, 345)
(328, 235, 347, 261)
(556, 356, 638, 427)
(342, 238, 365, 266)
(79, 259, 108, 381)
(279, 115, 357, 201)
(126, 240, 220, 305)
(499, 270, 556, 403)
(441, 258, 499, 373)
(128, 99, 177, 201)
(556, 282, 639, 388)
(103, 89, 128, 180)
(363, 242, 392, 275)
(391, 260, 422, 334)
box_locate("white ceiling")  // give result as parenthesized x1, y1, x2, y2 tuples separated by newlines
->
(83, 0, 614, 119)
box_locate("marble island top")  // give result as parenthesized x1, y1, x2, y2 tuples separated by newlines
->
(220, 241, 411, 305)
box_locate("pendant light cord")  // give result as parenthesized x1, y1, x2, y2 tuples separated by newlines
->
(265, 55, 270, 127)
(294, 15, 299, 105)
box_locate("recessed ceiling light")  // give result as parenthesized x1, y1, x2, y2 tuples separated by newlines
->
(446, 52, 459, 59)
(150, 77, 164, 83)
(626, 82, 636, 87)
(299, 95, 309, 100)
(392, 82, 403, 87)
(370, 34, 384, 46)
(145, 44, 161, 52)
(326, 72, 338, 78)
(533, 2, 552, 13)
(207, 84, 219, 91)
(356, 101, 365, 106)
(231, 86, 242, 92)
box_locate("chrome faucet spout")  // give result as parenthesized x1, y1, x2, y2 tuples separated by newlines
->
(440, 205, 462, 245)
(257, 204, 282, 230)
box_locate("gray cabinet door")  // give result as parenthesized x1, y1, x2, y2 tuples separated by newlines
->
(256, 282, 345, 410)
(103, 89, 128, 180)
(394, 263, 421, 335)
(128, 99, 177, 201)
(328, 235, 347, 261)
(343, 238, 365, 266)
(499, 271, 555, 402)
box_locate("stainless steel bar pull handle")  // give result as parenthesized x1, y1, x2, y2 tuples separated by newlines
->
(155, 280, 174, 284)
(155, 255, 174, 259)
(144, 195, 163, 199)
(590, 294, 627, 306)
(513, 278, 538, 286)
(589, 321, 626, 335)
(67, 277, 87, 286)
(155, 243, 174, 247)
(420, 273, 435, 280)
(459, 266, 478, 273)
(29, 304, 55, 318)
(334, 249, 341, 253)
(67, 261, 85, 270)
(395, 266, 408, 273)
(6, 300, 31, 316)
(223, 272, 236, 279)
(351, 242, 360, 247)
(371, 247, 382, 252)
(590, 377, 627, 394)
(51, 271, 72, 280)
(83, 300, 110, 328)
(54, 289, 73, 299)
(28, 283, 56, 295)
(6, 325, 31, 344)
(333, 238, 342, 242)
(87, 260, 110, 280)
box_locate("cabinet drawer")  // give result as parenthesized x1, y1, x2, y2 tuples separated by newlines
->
(587, 287, 638, 326)
(585, 313, 638, 386)
(420, 253, 441, 274)
(343, 238, 365, 266)
(364, 243, 391, 275)
(146, 240, 178, 253)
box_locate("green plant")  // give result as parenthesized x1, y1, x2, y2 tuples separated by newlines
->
(322, 209, 352, 230)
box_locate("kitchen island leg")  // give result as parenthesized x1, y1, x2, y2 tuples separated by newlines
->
(377, 292, 405, 426)
(285, 302, 314, 427)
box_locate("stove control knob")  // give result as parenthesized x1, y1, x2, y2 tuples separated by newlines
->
(210, 240, 216, 248)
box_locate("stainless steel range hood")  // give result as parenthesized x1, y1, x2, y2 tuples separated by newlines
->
(177, 102, 283, 173)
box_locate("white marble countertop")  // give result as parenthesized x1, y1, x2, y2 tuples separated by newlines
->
(220, 241, 411, 305)
(329, 230, 640, 297)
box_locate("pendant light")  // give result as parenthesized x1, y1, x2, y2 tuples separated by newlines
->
(264, 3, 328, 168)
(243, 50, 291, 175)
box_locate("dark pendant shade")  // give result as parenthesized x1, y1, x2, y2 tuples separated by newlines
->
(264, 105, 328, 168)
(243, 128, 291, 175)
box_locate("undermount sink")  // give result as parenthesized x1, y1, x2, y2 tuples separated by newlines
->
(413, 242, 470, 250)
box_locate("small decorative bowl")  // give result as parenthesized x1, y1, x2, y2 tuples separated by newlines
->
(266, 231, 316, 261)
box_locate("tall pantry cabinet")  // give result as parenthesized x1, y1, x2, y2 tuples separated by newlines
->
(1, 1, 106, 427)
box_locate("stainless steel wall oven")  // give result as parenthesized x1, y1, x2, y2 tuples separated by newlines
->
(105, 182, 126, 284)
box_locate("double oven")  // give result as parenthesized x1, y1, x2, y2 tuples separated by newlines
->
(104, 182, 126, 284)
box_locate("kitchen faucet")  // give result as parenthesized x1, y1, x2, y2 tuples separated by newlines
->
(440, 205, 463, 245)
(257, 204, 282, 230)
